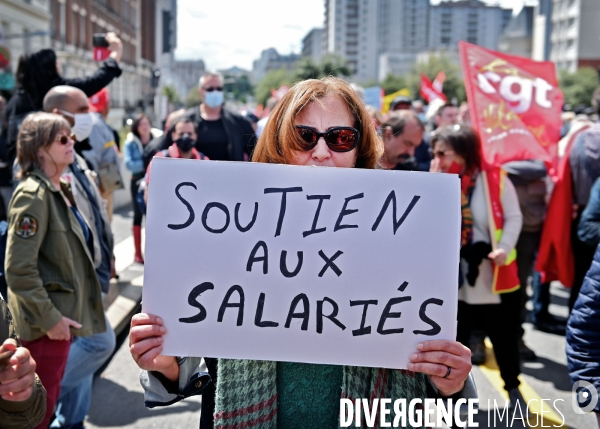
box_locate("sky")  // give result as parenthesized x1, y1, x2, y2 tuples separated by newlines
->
(175, 0, 532, 71)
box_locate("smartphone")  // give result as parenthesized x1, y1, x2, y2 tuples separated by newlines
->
(93, 33, 110, 62)
(0, 349, 15, 371)
(92, 33, 109, 48)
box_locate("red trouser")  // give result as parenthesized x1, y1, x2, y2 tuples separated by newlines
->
(21, 336, 71, 429)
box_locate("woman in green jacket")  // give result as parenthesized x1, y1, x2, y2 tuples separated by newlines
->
(6, 112, 106, 428)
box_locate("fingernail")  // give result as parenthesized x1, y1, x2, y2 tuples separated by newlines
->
(410, 353, 417, 361)
(417, 343, 424, 350)
(157, 336, 164, 342)
(160, 327, 167, 334)
(407, 363, 415, 370)
(157, 317, 163, 324)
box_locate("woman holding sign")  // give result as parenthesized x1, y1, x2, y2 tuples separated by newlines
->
(131, 77, 475, 428)
(430, 125, 524, 408)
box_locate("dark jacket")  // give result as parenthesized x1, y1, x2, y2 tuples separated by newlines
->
(6, 170, 106, 341)
(566, 244, 600, 413)
(579, 178, 600, 247)
(185, 105, 256, 161)
(0, 294, 47, 428)
(5, 58, 122, 164)
(504, 160, 548, 233)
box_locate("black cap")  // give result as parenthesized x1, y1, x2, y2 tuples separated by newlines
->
(390, 95, 413, 111)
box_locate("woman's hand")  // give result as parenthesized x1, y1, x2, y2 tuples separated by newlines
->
(429, 157, 442, 173)
(106, 32, 123, 63)
(129, 313, 179, 382)
(408, 340, 472, 397)
(488, 248, 507, 266)
(0, 339, 37, 402)
(47, 316, 82, 341)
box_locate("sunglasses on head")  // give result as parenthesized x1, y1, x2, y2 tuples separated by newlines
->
(295, 126, 360, 152)
(56, 134, 76, 145)
(203, 86, 223, 92)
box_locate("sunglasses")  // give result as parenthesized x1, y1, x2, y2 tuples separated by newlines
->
(295, 126, 360, 152)
(432, 149, 454, 159)
(203, 86, 223, 92)
(55, 134, 76, 145)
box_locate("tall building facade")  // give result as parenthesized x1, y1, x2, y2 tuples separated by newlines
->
(173, 59, 205, 100)
(323, 0, 510, 83)
(323, 0, 379, 82)
(498, 6, 534, 58)
(252, 48, 299, 83)
(301, 28, 323, 62)
(0, 0, 52, 92)
(532, 0, 552, 61)
(550, 0, 600, 72)
(429, 0, 511, 52)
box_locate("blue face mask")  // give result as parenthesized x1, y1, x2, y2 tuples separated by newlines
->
(204, 91, 224, 108)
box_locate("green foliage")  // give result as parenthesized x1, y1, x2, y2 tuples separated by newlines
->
(255, 55, 352, 105)
(254, 69, 294, 106)
(162, 85, 180, 104)
(320, 54, 352, 77)
(381, 74, 408, 95)
(224, 74, 253, 101)
(294, 57, 322, 81)
(407, 55, 465, 103)
(185, 87, 202, 108)
(559, 67, 600, 107)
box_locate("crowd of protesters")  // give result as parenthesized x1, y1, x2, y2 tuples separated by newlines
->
(0, 36, 600, 429)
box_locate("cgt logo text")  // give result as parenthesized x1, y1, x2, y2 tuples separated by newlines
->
(339, 397, 571, 428)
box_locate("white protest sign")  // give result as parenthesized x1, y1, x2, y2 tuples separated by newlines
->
(142, 158, 460, 370)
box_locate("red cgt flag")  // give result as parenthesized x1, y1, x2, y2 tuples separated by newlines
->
(420, 74, 446, 103)
(459, 41, 563, 176)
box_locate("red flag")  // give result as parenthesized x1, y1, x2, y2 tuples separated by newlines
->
(420, 74, 446, 103)
(433, 71, 446, 93)
(459, 41, 563, 176)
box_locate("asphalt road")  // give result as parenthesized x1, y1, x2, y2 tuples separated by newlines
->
(84, 207, 597, 428)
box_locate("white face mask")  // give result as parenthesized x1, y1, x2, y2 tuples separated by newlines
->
(59, 110, 94, 141)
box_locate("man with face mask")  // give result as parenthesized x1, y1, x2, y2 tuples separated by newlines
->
(143, 117, 207, 203)
(185, 71, 255, 161)
(42, 86, 116, 429)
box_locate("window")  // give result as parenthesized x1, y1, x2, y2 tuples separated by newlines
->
(162, 10, 171, 53)
(72, 10, 78, 46)
(59, 2, 66, 42)
(80, 14, 86, 48)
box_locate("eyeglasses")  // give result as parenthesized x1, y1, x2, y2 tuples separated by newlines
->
(203, 86, 223, 92)
(295, 126, 360, 152)
(432, 149, 455, 159)
(55, 134, 76, 145)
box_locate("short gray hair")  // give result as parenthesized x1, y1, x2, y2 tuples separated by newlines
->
(199, 71, 224, 88)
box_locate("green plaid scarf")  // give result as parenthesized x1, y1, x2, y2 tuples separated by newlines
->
(214, 359, 428, 429)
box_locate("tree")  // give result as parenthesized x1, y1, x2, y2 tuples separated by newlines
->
(224, 74, 254, 101)
(381, 73, 408, 95)
(559, 67, 600, 108)
(407, 55, 466, 103)
(185, 87, 202, 108)
(294, 57, 322, 81)
(320, 54, 352, 78)
(254, 68, 293, 106)
(162, 85, 180, 104)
